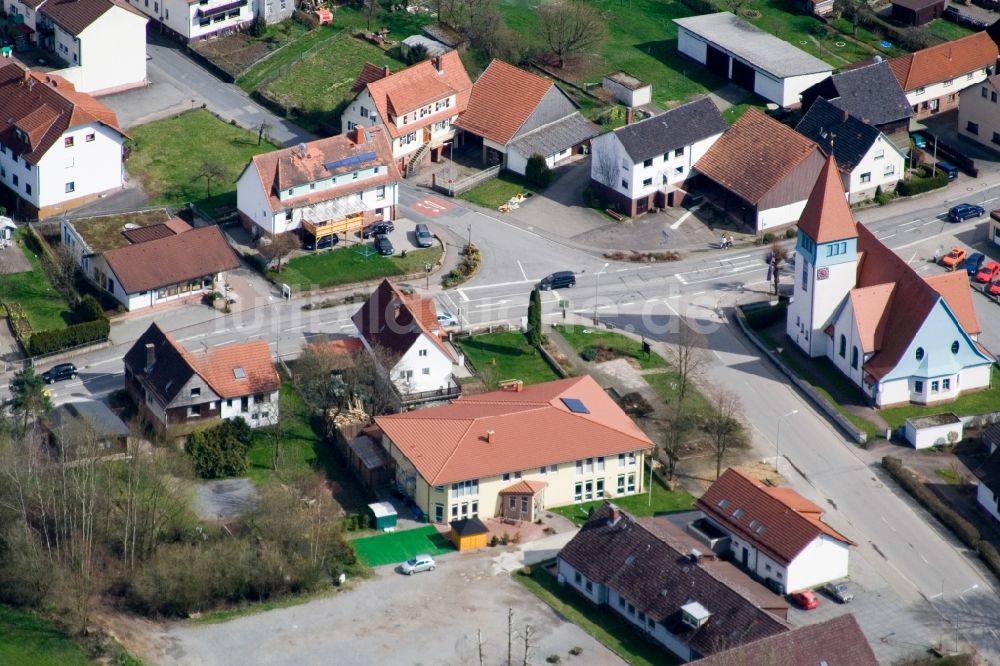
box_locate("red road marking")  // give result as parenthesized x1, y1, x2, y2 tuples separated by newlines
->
(410, 197, 454, 216)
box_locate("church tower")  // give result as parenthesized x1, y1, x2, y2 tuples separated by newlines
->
(786, 154, 858, 358)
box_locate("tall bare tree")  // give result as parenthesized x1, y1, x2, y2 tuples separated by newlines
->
(706, 388, 745, 480)
(538, 0, 606, 67)
(769, 240, 789, 296)
(363, 0, 381, 31)
(666, 321, 706, 414)
(193, 160, 229, 199)
(258, 232, 301, 272)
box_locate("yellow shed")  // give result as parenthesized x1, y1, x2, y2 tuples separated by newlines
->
(450, 517, 490, 551)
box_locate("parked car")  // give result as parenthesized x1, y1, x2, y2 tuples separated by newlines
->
(373, 234, 394, 256)
(400, 554, 436, 575)
(41, 363, 77, 384)
(304, 234, 339, 251)
(436, 311, 458, 327)
(362, 221, 395, 238)
(948, 203, 985, 223)
(976, 261, 1000, 283)
(789, 590, 820, 610)
(941, 247, 967, 270)
(987, 278, 1000, 299)
(538, 271, 576, 290)
(964, 252, 986, 277)
(823, 581, 855, 604)
(911, 132, 927, 150)
(937, 161, 959, 182)
(943, 5, 960, 19)
(415, 223, 434, 248)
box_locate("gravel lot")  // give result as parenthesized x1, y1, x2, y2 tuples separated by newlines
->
(147, 546, 622, 666)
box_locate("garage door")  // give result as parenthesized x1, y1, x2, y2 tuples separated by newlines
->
(706, 45, 729, 78)
(731, 59, 755, 90)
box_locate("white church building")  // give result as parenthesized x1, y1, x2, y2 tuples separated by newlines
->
(786, 154, 994, 407)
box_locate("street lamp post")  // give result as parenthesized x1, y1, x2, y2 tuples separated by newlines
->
(594, 262, 609, 325)
(467, 224, 472, 249)
(774, 409, 798, 472)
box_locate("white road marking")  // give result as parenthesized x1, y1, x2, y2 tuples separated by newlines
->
(516, 260, 527, 281)
(676, 274, 688, 284)
(457, 289, 470, 302)
(900, 220, 918, 227)
(879, 233, 896, 240)
(615, 268, 628, 272)
(669, 202, 703, 230)
(475, 300, 510, 309)
(985, 197, 997, 204)
(458, 278, 537, 292)
(924, 220, 939, 226)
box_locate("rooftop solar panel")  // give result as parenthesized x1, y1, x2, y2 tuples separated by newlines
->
(561, 398, 589, 414)
(324, 151, 378, 172)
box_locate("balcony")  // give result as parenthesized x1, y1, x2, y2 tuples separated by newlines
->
(302, 211, 364, 241)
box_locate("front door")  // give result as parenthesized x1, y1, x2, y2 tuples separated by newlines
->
(741, 547, 749, 567)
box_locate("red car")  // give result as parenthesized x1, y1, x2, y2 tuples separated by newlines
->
(975, 261, 1000, 283)
(790, 590, 820, 610)
(987, 278, 1000, 298)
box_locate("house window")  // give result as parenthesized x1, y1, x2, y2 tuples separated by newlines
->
(576, 460, 583, 475)
(360, 107, 369, 118)
(993, 132, 1000, 146)
(509, 496, 516, 510)
(915, 87, 925, 96)
(943, 79, 953, 87)
(943, 378, 951, 390)
(675, 165, 684, 175)
(884, 164, 895, 177)
(352, 172, 359, 180)
(574, 572, 582, 585)
(621, 179, 628, 189)
(860, 172, 871, 184)
(65, 182, 75, 193)
(931, 380, 940, 392)
(662, 152, 670, 161)
(643, 158, 653, 168)
(851, 346, 858, 369)
(916, 347, 925, 361)
(418, 349, 428, 357)
(539, 466, 547, 475)
(642, 177, 652, 187)
(584, 480, 593, 500)
(627, 473, 635, 493)
(452, 504, 458, 518)
(64, 136, 74, 147)
(674, 148, 683, 157)
(967, 121, 980, 135)
(421, 368, 430, 375)
(628, 452, 636, 466)
(597, 456, 605, 472)
(347, 121, 357, 131)
(25, 183, 30, 195)
(621, 158, 628, 169)
(983, 87, 989, 98)
(585, 458, 593, 473)
(627, 603, 635, 616)
(952, 341, 960, 354)
(873, 150, 884, 160)
(187, 405, 201, 418)
(574, 483, 583, 502)
(191, 387, 201, 397)
(618, 453, 625, 465)
(618, 596, 626, 609)
(801, 262, 808, 291)
(596, 478, 604, 496)
(12, 175, 18, 186)
(376, 185, 386, 200)
(839, 335, 846, 358)
(617, 475, 625, 494)
(915, 380, 924, 393)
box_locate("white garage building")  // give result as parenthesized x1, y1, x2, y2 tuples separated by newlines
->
(674, 12, 832, 108)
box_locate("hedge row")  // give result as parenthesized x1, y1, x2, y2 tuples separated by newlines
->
(27, 317, 110, 357)
(896, 170, 948, 197)
(1, 301, 33, 343)
(741, 302, 788, 331)
(882, 456, 1000, 582)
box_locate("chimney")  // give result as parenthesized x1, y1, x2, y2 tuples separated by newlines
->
(486, 429, 496, 444)
(688, 548, 703, 563)
(842, 108, 849, 122)
(354, 127, 366, 145)
(626, 108, 634, 125)
(432, 56, 441, 73)
(145, 343, 155, 371)
(499, 379, 524, 392)
(383, 65, 390, 77)
(608, 504, 622, 526)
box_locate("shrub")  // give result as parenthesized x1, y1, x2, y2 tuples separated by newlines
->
(1, 301, 32, 345)
(546, 656, 561, 664)
(525, 154, 553, 188)
(761, 232, 776, 244)
(27, 317, 110, 356)
(896, 169, 948, 197)
(620, 391, 654, 417)
(520, 566, 533, 576)
(185, 418, 253, 479)
(74, 295, 104, 322)
(784, 227, 797, 239)
(569, 647, 583, 656)
(580, 348, 598, 362)
(978, 541, 1000, 580)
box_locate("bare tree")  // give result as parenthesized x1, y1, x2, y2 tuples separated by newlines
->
(662, 412, 696, 483)
(44, 244, 79, 298)
(538, 0, 606, 67)
(706, 389, 746, 480)
(193, 160, 229, 199)
(258, 232, 301, 272)
(257, 120, 272, 146)
(593, 145, 619, 189)
(521, 624, 534, 666)
(343, 344, 401, 417)
(666, 321, 706, 413)
(363, 0, 381, 31)
(294, 340, 355, 436)
(768, 240, 789, 296)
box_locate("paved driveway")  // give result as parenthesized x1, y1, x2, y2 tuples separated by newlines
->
(147, 547, 622, 666)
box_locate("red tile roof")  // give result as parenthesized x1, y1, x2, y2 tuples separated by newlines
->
(697, 469, 854, 567)
(695, 108, 821, 205)
(246, 127, 401, 214)
(499, 479, 547, 495)
(850, 283, 894, 353)
(352, 279, 455, 364)
(796, 153, 857, 243)
(362, 51, 472, 139)
(194, 340, 280, 399)
(352, 62, 390, 93)
(889, 32, 998, 92)
(375, 376, 654, 485)
(455, 59, 555, 146)
(925, 271, 981, 335)
(0, 62, 125, 165)
(102, 225, 240, 294)
(40, 0, 145, 36)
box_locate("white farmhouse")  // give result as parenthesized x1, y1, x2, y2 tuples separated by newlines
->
(674, 12, 831, 107)
(0, 63, 126, 219)
(590, 96, 726, 217)
(352, 279, 461, 403)
(236, 127, 400, 243)
(958, 75, 1000, 151)
(796, 98, 905, 203)
(695, 469, 854, 593)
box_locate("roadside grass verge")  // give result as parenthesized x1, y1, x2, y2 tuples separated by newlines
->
(555, 325, 667, 370)
(643, 371, 714, 418)
(549, 475, 694, 526)
(456, 331, 561, 386)
(127, 109, 279, 219)
(514, 566, 678, 666)
(459, 172, 541, 210)
(0, 604, 91, 666)
(351, 525, 455, 567)
(271, 246, 442, 291)
(0, 229, 73, 330)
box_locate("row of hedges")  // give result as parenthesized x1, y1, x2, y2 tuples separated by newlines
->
(741, 302, 788, 331)
(27, 317, 110, 357)
(882, 456, 1000, 581)
(896, 167, 949, 197)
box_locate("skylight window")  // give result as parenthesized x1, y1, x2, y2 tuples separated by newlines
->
(717, 498, 730, 509)
(749, 519, 761, 530)
(732, 508, 745, 519)
(233, 368, 246, 379)
(560, 398, 590, 414)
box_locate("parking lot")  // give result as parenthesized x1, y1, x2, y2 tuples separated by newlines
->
(298, 217, 437, 258)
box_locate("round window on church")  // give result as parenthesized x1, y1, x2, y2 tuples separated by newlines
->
(915, 347, 925, 361)
(951, 341, 960, 354)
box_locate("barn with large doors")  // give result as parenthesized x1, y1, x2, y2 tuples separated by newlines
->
(674, 12, 832, 107)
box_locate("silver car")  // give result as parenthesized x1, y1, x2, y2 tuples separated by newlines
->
(415, 223, 434, 248)
(400, 554, 436, 575)
(823, 581, 854, 603)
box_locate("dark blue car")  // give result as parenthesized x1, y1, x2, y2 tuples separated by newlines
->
(965, 252, 986, 276)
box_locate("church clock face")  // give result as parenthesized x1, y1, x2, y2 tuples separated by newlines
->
(817, 267, 830, 280)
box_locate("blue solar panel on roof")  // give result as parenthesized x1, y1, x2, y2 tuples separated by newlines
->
(324, 151, 378, 172)
(561, 398, 589, 414)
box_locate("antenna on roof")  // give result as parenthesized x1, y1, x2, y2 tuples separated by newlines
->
(296, 142, 307, 158)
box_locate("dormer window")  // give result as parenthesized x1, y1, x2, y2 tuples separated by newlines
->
(64, 136, 74, 147)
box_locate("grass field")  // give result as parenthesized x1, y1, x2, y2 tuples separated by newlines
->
(555, 325, 667, 370)
(351, 525, 455, 567)
(460, 173, 542, 210)
(272, 246, 442, 291)
(0, 605, 91, 666)
(0, 230, 73, 331)
(514, 567, 678, 666)
(456, 331, 561, 386)
(127, 110, 279, 219)
(237, 26, 340, 92)
(248, 383, 319, 484)
(925, 18, 975, 42)
(549, 475, 694, 526)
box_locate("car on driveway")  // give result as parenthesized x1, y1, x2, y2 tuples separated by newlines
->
(941, 247, 967, 271)
(304, 234, 339, 251)
(437, 311, 458, 327)
(362, 221, 395, 238)
(415, 223, 434, 248)
(823, 581, 855, 604)
(964, 252, 986, 277)
(911, 132, 927, 150)
(400, 554, 436, 575)
(373, 234, 394, 256)
(42, 362, 77, 384)
(949, 204, 985, 223)
(789, 590, 820, 610)
(988, 279, 1000, 299)
(976, 261, 1000, 283)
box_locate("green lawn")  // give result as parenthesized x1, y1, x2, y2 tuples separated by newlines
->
(455, 331, 561, 386)
(549, 475, 694, 526)
(351, 525, 455, 567)
(459, 173, 542, 210)
(0, 605, 91, 666)
(248, 383, 320, 484)
(555, 325, 667, 370)
(272, 246, 442, 291)
(0, 230, 73, 331)
(237, 26, 341, 92)
(925, 18, 974, 42)
(880, 367, 1000, 429)
(514, 567, 678, 666)
(644, 371, 714, 417)
(127, 110, 279, 219)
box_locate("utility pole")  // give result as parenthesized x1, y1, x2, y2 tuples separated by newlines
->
(594, 262, 609, 325)
(507, 608, 514, 666)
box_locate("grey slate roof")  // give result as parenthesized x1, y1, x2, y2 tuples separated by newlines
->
(796, 98, 884, 172)
(123, 323, 197, 405)
(674, 12, 832, 79)
(49, 401, 129, 439)
(806, 61, 912, 126)
(612, 96, 727, 162)
(508, 113, 599, 158)
(975, 446, 1000, 494)
(559, 504, 789, 658)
